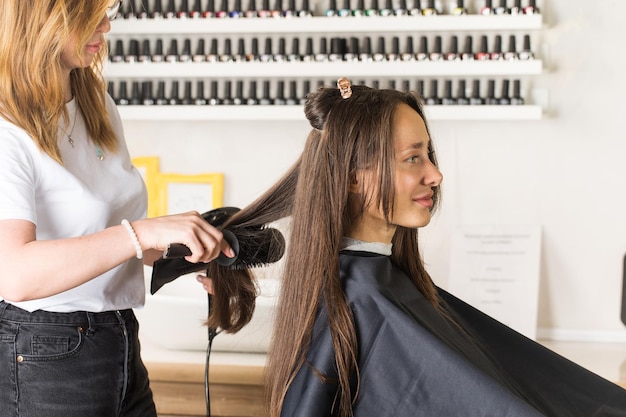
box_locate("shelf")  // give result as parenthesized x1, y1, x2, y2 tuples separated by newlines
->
(116, 104, 543, 121)
(104, 59, 542, 79)
(110, 14, 543, 35)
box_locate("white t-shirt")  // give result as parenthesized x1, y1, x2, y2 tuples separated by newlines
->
(0, 95, 147, 313)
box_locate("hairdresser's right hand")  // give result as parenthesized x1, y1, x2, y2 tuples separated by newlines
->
(130, 211, 235, 264)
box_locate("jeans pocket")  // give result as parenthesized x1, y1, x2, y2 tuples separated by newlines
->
(16, 324, 84, 362)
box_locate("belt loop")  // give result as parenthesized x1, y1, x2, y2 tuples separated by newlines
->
(0, 301, 7, 322)
(85, 311, 96, 336)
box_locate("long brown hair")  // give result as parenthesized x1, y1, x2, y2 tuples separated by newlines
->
(210, 84, 441, 417)
(0, 0, 118, 164)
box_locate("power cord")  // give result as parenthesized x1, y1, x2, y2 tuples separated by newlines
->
(205, 294, 221, 417)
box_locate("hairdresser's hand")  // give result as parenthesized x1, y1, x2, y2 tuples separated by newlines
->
(131, 211, 235, 264)
(196, 274, 214, 294)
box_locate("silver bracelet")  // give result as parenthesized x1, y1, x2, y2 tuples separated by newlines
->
(121, 219, 143, 260)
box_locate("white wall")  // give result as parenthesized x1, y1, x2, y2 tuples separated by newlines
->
(124, 0, 626, 341)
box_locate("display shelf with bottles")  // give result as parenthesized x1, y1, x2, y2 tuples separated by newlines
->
(107, 0, 545, 121)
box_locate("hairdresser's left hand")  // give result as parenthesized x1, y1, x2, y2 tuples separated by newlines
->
(196, 274, 214, 294)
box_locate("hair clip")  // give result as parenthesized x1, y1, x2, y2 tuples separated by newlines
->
(337, 77, 352, 99)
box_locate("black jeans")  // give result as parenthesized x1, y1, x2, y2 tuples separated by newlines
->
(0, 301, 157, 417)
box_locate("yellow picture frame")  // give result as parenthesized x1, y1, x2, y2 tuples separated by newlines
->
(154, 172, 224, 217)
(132, 156, 160, 218)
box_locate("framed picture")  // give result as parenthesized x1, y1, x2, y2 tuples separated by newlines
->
(154, 172, 224, 217)
(132, 156, 160, 218)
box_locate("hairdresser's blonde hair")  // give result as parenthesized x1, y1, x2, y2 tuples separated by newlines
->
(0, 0, 118, 164)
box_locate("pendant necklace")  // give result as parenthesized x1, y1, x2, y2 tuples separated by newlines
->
(66, 103, 104, 161)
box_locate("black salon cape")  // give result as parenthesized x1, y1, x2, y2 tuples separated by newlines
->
(281, 251, 626, 417)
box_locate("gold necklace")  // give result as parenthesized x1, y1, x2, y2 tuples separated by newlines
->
(66, 104, 104, 161)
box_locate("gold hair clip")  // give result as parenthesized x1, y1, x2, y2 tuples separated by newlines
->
(337, 77, 352, 99)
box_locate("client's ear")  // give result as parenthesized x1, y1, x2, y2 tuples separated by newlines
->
(348, 172, 360, 194)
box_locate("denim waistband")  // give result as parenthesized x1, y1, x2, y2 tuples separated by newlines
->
(0, 300, 135, 326)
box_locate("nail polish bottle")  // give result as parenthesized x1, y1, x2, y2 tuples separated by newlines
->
(178, 0, 190, 18)
(490, 35, 503, 60)
(165, 0, 177, 18)
(469, 79, 484, 105)
(373, 37, 386, 62)
(234, 38, 246, 62)
(425, 80, 441, 105)
(457, 80, 470, 105)
(442, 80, 456, 105)
(247, 38, 260, 61)
(446, 36, 460, 61)
(152, 39, 165, 62)
(345, 37, 360, 61)
(180, 38, 192, 62)
(452, 0, 467, 15)
(299, 80, 310, 105)
(388, 37, 400, 61)
(379, 0, 393, 16)
(152, 0, 164, 18)
(190, 0, 203, 18)
(166, 39, 179, 62)
(303, 37, 314, 62)
(524, 0, 539, 14)
(116, 81, 130, 105)
(461, 35, 474, 61)
(475, 35, 489, 60)
(329, 38, 344, 62)
(493, 0, 508, 14)
(107, 81, 116, 101)
(275, 37, 287, 62)
(394, 0, 408, 16)
(208, 81, 221, 105)
(352, 0, 365, 16)
(123, 0, 137, 19)
(168, 81, 181, 105)
(216, 0, 229, 18)
(409, 0, 422, 16)
(485, 79, 498, 104)
(204, 0, 216, 17)
(181, 81, 193, 105)
(429, 36, 443, 61)
(504, 35, 518, 60)
(220, 38, 234, 62)
(283, 0, 296, 17)
(233, 80, 245, 105)
(509, 0, 522, 14)
(142, 81, 155, 105)
(499, 79, 510, 105)
(387, 80, 396, 90)
(480, 0, 493, 15)
(260, 80, 273, 105)
(222, 81, 234, 105)
(338, 0, 351, 17)
(366, 0, 379, 16)
(421, 0, 438, 16)
(271, 0, 283, 17)
(274, 81, 287, 105)
(247, 80, 259, 105)
(360, 37, 373, 62)
(155, 81, 168, 105)
(371, 80, 379, 89)
(510, 79, 524, 105)
(207, 38, 219, 62)
(299, 0, 313, 17)
(518, 35, 534, 60)
(258, 0, 272, 17)
(286, 81, 299, 105)
(401, 80, 410, 92)
(111, 39, 125, 63)
(137, 0, 149, 19)
(246, 0, 259, 17)
(288, 37, 301, 61)
(193, 39, 206, 62)
(130, 81, 142, 105)
(325, 0, 338, 16)
(231, 0, 244, 17)
(125, 40, 138, 63)
(260, 37, 273, 62)
(316, 37, 328, 62)
(139, 39, 151, 62)
(416, 36, 428, 61)
(401, 36, 415, 62)
(416, 79, 425, 99)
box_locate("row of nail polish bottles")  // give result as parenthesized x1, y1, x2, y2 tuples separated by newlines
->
(108, 33, 535, 63)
